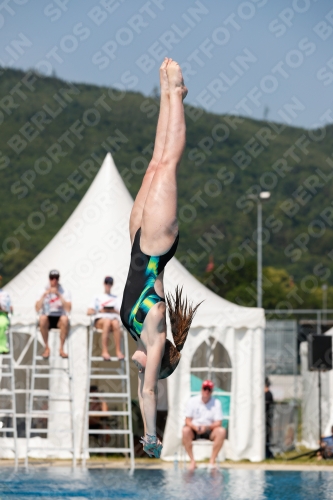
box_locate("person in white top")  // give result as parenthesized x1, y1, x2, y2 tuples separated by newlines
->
(87, 276, 124, 360)
(183, 379, 226, 471)
(35, 270, 71, 359)
(0, 275, 13, 354)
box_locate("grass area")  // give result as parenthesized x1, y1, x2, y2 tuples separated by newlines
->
(263, 447, 333, 466)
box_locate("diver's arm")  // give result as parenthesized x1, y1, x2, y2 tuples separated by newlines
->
(138, 372, 147, 435)
(141, 341, 164, 436)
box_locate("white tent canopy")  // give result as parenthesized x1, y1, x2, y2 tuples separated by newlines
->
(6, 155, 134, 326)
(3, 153, 265, 461)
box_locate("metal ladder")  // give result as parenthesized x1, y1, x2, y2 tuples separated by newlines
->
(25, 323, 76, 467)
(83, 323, 134, 471)
(0, 319, 18, 467)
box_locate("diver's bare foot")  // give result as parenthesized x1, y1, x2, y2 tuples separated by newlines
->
(166, 60, 188, 100)
(189, 460, 197, 471)
(59, 350, 68, 359)
(160, 57, 170, 97)
(116, 350, 125, 360)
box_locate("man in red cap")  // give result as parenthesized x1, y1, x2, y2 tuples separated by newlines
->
(182, 379, 226, 470)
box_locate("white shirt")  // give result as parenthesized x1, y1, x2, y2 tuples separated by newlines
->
(0, 289, 11, 313)
(38, 284, 71, 316)
(89, 293, 121, 320)
(185, 394, 223, 426)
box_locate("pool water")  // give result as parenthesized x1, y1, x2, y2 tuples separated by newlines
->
(0, 467, 333, 500)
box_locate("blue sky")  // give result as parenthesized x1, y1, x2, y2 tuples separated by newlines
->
(1, 0, 333, 128)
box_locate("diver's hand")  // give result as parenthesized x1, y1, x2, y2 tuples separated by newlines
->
(139, 435, 163, 458)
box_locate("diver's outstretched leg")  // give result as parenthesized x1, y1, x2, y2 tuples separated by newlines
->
(129, 58, 171, 243)
(141, 60, 187, 256)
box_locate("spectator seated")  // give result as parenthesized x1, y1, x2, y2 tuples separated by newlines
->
(318, 426, 333, 460)
(35, 270, 71, 359)
(87, 276, 124, 360)
(0, 276, 13, 354)
(182, 380, 226, 470)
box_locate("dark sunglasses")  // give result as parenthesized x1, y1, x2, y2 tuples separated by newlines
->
(49, 275, 59, 280)
(203, 387, 212, 392)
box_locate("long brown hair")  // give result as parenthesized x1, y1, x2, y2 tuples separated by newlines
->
(159, 286, 202, 379)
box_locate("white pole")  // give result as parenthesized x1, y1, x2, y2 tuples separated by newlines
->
(322, 284, 327, 324)
(257, 201, 262, 308)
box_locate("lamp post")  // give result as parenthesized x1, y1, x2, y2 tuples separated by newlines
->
(247, 191, 271, 308)
(322, 284, 328, 325)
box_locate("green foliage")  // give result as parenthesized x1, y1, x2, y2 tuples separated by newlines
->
(1, 68, 332, 310)
(203, 264, 333, 309)
(262, 267, 294, 310)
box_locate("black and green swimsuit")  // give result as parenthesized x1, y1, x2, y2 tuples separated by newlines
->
(120, 228, 179, 341)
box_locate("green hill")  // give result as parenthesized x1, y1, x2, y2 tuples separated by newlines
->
(1, 67, 333, 309)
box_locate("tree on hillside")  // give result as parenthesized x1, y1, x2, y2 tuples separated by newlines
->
(202, 264, 333, 310)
